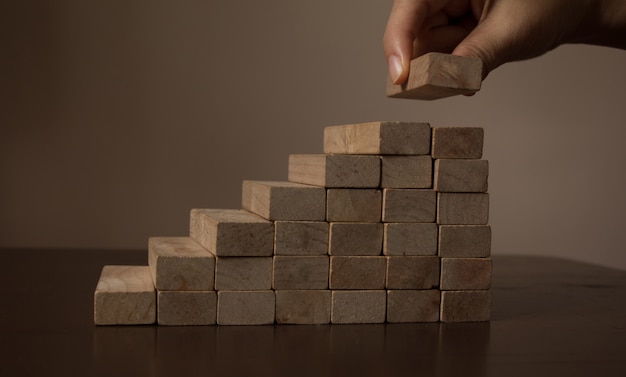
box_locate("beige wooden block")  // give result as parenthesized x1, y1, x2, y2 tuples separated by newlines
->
(215, 257, 272, 291)
(157, 290, 217, 326)
(437, 193, 489, 225)
(329, 256, 386, 290)
(288, 154, 380, 188)
(324, 121, 431, 155)
(242, 180, 326, 221)
(382, 189, 436, 222)
(434, 159, 488, 193)
(329, 222, 383, 256)
(94, 265, 156, 325)
(189, 208, 274, 257)
(440, 258, 492, 290)
(274, 221, 329, 256)
(383, 223, 438, 256)
(438, 225, 491, 258)
(387, 290, 440, 323)
(272, 256, 329, 290)
(326, 189, 382, 222)
(381, 155, 432, 188)
(275, 290, 331, 324)
(386, 53, 482, 100)
(331, 290, 386, 324)
(217, 291, 275, 325)
(432, 127, 484, 159)
(440, 290, 491, 322)
(148, 237, 215, 291)
(386, 256, 440, 289)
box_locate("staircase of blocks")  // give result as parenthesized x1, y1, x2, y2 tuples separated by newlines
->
(94, 121, 492, 325)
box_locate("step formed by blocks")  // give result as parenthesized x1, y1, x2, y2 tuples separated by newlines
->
(95, 121, 492, 326)
(386, 53, 483, 100)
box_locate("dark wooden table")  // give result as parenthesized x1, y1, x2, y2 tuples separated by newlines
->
(0, 249, 624, 377)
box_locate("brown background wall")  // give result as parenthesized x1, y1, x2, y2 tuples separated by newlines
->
(2, 1, 626, 269)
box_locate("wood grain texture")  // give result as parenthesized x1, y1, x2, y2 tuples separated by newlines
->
(387, 290, 440, 323)
(386, 256, 440, 289)
(189, 208, 274, 257)
(94, 265, 156, 325)
(440, 290, 491, 322)
(217, 291, 276, 325)
(383, 222, 438, 256)
(382, 189, 437, 223)
(326, 189, 382, 222)
(431, 127, 484, 159)
(328, 222, 383, 256)
(331, 290, 386, 324)
(438, 225, 491, 258)
(324, 121, 431, 155)
(275, 290, 331, 324)
(157, 290, 217, 326)
(214, 257, 272, 291)
(274, 221, 329, 256)
(386, 53, 482, 100)
(381, 155, 432, 188)
(434, 159, 488, 193)
(329, 256, 386, 290)
(288, 154, 380, 188)
(440, 258, 492, 290)
(437, 193, 489, 225)
(148, 237, 215, 291)
(242, 180, 326, 221)
(272, 256, 329, 290)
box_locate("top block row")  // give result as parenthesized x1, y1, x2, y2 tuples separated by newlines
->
(324, 122, 483, 159)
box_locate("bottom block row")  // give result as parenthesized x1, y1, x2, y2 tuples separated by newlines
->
(94, 266, 491, 326)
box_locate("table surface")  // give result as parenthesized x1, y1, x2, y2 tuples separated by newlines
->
(0, 249, 624, 377)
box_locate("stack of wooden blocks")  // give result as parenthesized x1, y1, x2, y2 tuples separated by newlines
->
(94, 121, 491, 326)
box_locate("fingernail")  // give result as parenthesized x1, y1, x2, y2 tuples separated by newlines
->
(388, 55, 403, 84)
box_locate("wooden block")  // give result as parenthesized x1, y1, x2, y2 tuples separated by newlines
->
(386, 290, 440, 323)
(382, 189, 436, 222)
(274, 221, 329, 256)
(434, 159, 488, 193)
(275, 290, 331, 324)
(326, 189, 382, 222)
(329, 256, 386, 290)
(386, 256, 440, 289)
(148, 237, 215, 291)
(329, 222, 383, 256)
(438, 225, 491, 258)
(288, 154, 380, 188)
(431, 127, 484, 159)
(157, 290, 217, 326)
(440, 290, 491, 322)
(242, 180, 326, 221)
(217, 291, 275, 325)
(189, 208, 274, 257)
(386, 53, 482, 100)
(440, 258, 492, 290)
(214, 257, 272, 291)
(383, 223, 438, 256)
(272, 256, 329, 290)
(437, 193, 489, 225)
(94, 265, 156, 325)
(381, 155, 432, 188)
(331, 290, 386, 324)
(324, 121, 431, 155)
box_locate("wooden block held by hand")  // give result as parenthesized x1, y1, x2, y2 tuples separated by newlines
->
(217, 291, 276, 325)
(434, 159, 488, 193)
(381, 155, 432, 189)
(440, 290, 491, 322)
(387, 290, 440, 323)
(157, 291, 217, 326)
(94, 265, 156, 325)
(329, 222, 383, 256)
(272, 256, 329, 290)
(288, 154, 380, 188)
(275, 290, 331, 324)
(324, 121, 431, 155)
(148, 237, 215, 291)
(386, 53, 482, 100)
(432, 127, 484, 159)
(331, 290, 387, 324)
(327, 189, 382, 222)
(274, 221, 329, 256)
(329, 256, 386, 290)
(242, 180, 326, 221)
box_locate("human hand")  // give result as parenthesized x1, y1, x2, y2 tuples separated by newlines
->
(383, 0, 626, 84)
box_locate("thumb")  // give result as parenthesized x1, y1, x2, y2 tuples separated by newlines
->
(452, 21, 503, 79)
